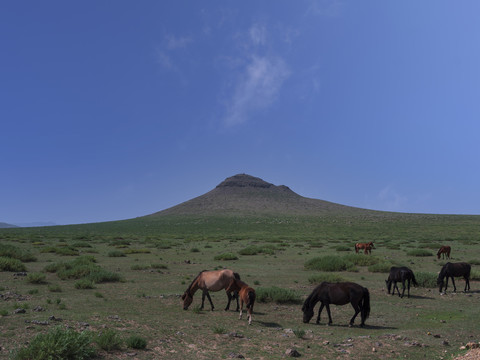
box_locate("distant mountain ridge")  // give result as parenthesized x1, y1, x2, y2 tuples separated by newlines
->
(0, 222, 18, 228)
(149, 173, 374, 217)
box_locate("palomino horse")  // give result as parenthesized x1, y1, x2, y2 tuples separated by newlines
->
(386, 266, 418, 298)
(437, 262, 471, 293)
(437, 245, 451, 259)
(302, 282, 370, 327)
(182, 269, 240, 311)
(227, 278, 256, 325)
(355, 242, 375, 255)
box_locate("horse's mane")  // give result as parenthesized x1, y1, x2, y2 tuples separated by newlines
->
(438, 263, 450, 280)
(302, 283, 322, 310)
(185, 270, 206, 296)
(234, 272, 240, 280)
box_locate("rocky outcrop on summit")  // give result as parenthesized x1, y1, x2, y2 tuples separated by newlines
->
(150, 174, 369, 217)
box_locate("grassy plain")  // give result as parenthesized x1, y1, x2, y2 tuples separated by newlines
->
(1, 213, 479, 359)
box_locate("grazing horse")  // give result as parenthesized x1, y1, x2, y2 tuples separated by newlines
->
(302, 282, 370, 327)
(181, 269, 240, 311)
(355, 242, 375, 255)
(385, 266, 418, 298)
(437, 262, 471, 293)
(437, 245, 451, 260)
(227, 278, 256, 325)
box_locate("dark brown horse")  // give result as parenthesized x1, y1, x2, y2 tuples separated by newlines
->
(355, 242, 375, 255)
(437, 262, 471, 293)
(386, 266, 418, 298)
(182, 269, 240, 311)
(227, 278, 256, 325)
(437, 245, 451, 259)
(302, 282, 370, 327)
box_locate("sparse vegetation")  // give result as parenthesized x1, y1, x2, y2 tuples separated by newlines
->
(12, 326, 96, 360)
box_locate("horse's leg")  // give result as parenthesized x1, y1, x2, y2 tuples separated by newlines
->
(316, 303, 324, 324)
(464, 276, 470, 292)
(451, 276, 457, 292)
(325, 303, 333, 325)
(225, 291, 232, 311)
(235, 291, 239, 311)
(200, 291, 206, 309)
(238, 298, 244, 320)
(407, 279, 411, 298)
(400, 280, 406, 298)
(393, 281, 400, 296)
(349, 301, 361, 326)
(204, 290, 215, 310)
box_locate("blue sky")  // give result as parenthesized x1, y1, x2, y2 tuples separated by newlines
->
(2, 1, 480, 225)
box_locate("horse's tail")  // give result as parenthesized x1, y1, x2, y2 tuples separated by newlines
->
(246, 290, 255, 310)
(362, 288, 370, 320)
(354, 243, 359, 253)
(411, 273, 418, 287)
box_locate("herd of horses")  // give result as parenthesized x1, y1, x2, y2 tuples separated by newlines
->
(182, 244, 472, 327)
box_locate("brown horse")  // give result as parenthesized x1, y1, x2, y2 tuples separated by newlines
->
(437, 245, 451, 259)
(355, 242, 375, 255)
(437, 262, 471, 293)
(302, 282, 370, 327)
(227, 278, 256, 325)
(182, 269, 240, 311)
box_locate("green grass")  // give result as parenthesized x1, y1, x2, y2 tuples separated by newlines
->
(304, 255, 356, 272)
(12, 326, 96, 360)
(1, 212, 480, 360)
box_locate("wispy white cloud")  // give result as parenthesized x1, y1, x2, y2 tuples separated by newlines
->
(224, 55, 290, 126)
(165, 34, 192, 49)
(249, 24, 267, 46)
(377, 185, 408, 211)
(306, 0, 345, 17)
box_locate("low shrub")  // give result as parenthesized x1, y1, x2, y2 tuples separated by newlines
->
(213, 253, 238, 261)
(256, 286, 301, 304)
(307, 272, 348, 284)
(344, 254, 380, 267)
(74, 279, 95, 289)
(95, 329, 122, 351)
(126, 335, 147, 349)
(123, 249, 151, 254)
(334, 245, 351, 252)
(40, 246, 79, 256)
(304, 256, 356, 272)
(151, 263, 168, 270)
(239, 245, 275, 256)
(45, 256, 122, 284)
(470, 269, 480, 281)
(415, 272, 438, 288)
(368, 262, 393, 273)
(12, 326, 96, 360)
(0, 257, 26, 272)
(0, 244, 36, 262)
(26, 272, 46, 284)
(48, 285, 62, 292)
(108, 251, 126, 258)
(293, 329, 306, 339)
(406, 249, 433, 257)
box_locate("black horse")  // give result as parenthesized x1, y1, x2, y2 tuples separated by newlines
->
(437, 262, 471, 293)
(302, 282, 370, 327)
(385, 266, 418, 298)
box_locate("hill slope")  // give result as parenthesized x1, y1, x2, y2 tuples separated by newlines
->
(149, 174, 376, 217)
(0, 222, 17, 228)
